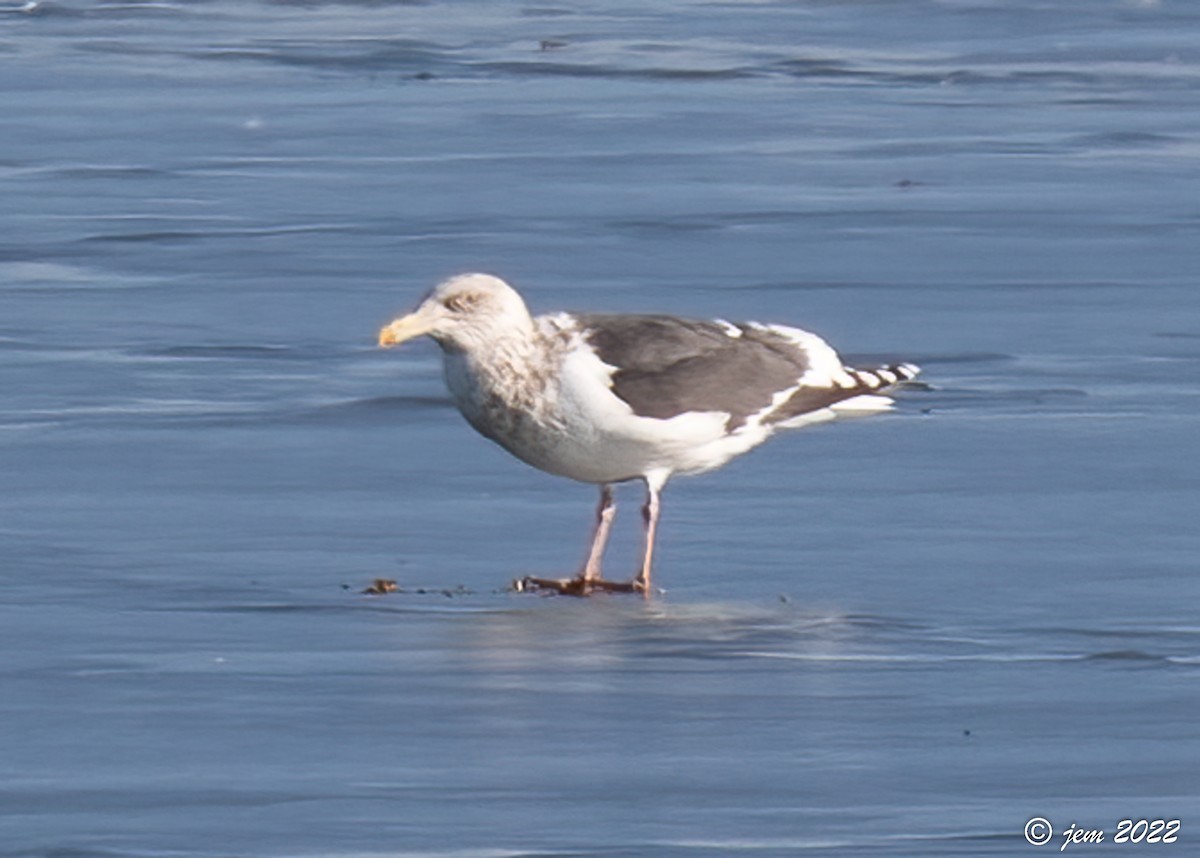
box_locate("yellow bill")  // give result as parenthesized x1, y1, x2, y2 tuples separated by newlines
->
(378, 313, 434, 348)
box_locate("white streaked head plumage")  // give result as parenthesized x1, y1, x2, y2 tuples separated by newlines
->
(381, 273, 535, 353)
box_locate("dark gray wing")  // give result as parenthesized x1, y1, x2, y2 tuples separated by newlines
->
(578, 314, 917, 429)
(578, 314, 809, 428)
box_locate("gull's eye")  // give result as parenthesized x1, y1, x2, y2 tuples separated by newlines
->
(444, 293, 481, 313)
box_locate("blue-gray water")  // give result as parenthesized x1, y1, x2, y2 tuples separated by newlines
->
(2, 1, 1198, 855)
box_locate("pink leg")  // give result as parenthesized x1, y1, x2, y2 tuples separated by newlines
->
(581, 485, 616, 582)
(513, 476, 668, 597)
(633, 480, 662, 595)
(514, 485, 629, 596)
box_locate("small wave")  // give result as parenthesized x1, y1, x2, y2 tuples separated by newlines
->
(738, 651, 1081, 664)
(51, 164, 172, 180)
(146, 344, 298, 360)
(920, 386, 1090, 409)
(11, 399, 271, 426)
(197, 37, 449, 76)
(478, 60, 755, 82)
(280, 850, 583, 858)
(286, 395, 452, 425)
(0, 419, 64, 432)
(0, 261, 96, 285)
(658, 827, 1011, 852)
(907, 352, 1019, 366)
(84, 222, 359, 244)
(12, 1, 191, 19)
(1083, 649, 1172, 664)
(0, 263, 160, 293)
(1068, 130, 1180, 151)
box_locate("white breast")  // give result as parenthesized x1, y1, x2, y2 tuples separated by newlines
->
(440, 324, 780, 486)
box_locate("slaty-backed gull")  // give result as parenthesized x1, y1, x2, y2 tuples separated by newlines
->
(378, 273, 919, 596)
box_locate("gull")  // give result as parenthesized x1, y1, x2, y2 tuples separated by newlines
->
(378, 273, 918, 596)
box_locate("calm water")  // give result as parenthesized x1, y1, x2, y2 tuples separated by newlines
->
(2, 1, 1199, 855)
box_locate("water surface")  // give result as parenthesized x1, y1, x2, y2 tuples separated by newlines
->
(2, 1, 1198, 855)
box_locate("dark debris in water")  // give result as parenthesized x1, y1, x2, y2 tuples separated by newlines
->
(357, 578, 476, 598)
(361, 578, 399, 595)
(356, 576, 664, 599)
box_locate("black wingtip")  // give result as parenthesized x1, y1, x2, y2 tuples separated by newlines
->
(845, 362, 921, 390)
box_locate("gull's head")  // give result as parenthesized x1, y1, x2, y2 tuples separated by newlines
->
(378, 273, 534, 352)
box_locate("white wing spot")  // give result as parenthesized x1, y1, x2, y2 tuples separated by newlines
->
(831, 394, 894, 413)
(756, 323, 854, 389)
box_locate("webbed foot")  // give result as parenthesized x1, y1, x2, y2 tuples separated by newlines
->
(512, 575, 649, 597)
